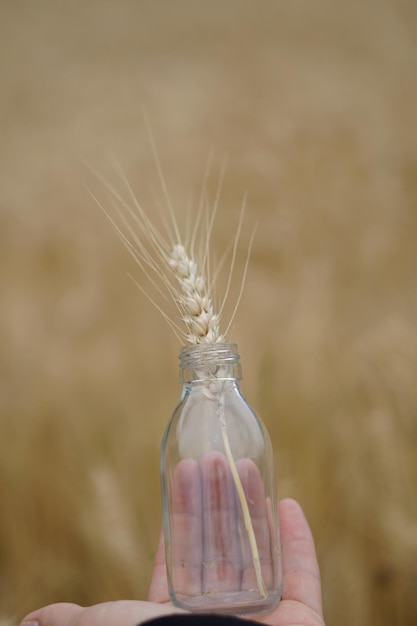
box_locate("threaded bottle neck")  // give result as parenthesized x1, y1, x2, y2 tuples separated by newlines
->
(179, 343, 242, 383)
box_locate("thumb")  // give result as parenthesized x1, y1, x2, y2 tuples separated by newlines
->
(21, 603, 81, 626)
(21, 601, 184, 626)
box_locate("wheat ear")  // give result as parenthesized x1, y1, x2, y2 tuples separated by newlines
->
(168, 243, 223, 344)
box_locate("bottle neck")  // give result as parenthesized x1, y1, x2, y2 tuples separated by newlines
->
(179, 343, 242, 384)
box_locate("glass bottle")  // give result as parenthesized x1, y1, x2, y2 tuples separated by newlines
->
(161, 343, 282, 615)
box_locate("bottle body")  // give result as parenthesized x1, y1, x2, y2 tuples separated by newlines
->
(160, 344, 282, 615)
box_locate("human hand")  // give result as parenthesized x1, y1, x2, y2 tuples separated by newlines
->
(21, 498, 325, 626)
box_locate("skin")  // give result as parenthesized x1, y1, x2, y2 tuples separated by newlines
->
(20, 498, 325, 626)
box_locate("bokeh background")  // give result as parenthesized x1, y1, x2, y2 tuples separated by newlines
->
(1, 1, 416, 625)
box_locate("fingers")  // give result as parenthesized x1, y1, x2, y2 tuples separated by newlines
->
(150, 453, 279, 604)
(279, 498, 323, 618)
(200, 451, 242, 592)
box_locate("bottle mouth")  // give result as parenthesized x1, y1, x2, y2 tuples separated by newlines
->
(179, 342, 242, 382)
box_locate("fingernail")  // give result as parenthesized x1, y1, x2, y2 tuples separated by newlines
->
(21, 621, 39, 626)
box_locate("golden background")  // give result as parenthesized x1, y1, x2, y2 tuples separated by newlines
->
(1, 1, 416, 625)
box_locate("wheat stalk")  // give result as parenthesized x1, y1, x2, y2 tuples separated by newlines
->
(89, 154, 266, 598)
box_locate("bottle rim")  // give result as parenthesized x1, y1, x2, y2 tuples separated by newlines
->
(179, 342, 242, 382)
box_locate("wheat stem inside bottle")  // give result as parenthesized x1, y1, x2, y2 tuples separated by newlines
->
(217, 393, 267, 598)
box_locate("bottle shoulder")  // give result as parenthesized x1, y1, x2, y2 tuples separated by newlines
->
(164, 379, 269, 461)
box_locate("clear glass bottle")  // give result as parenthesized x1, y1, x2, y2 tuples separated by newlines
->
(161, 343, 282, 615)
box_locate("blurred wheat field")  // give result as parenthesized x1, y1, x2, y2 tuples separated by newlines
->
(1, 1, 417, 625)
